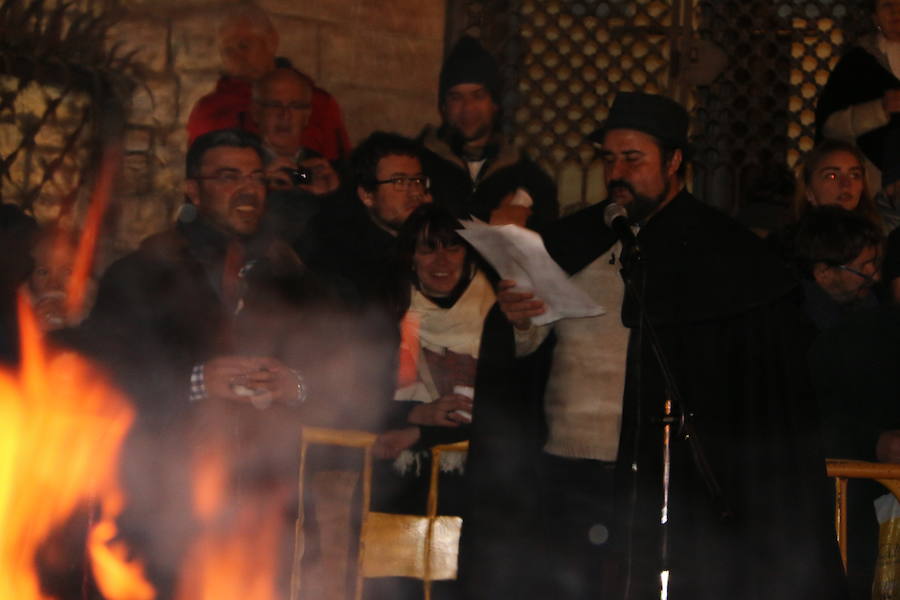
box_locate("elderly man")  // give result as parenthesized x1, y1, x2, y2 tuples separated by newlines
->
(251, 67, 343, 248)
(419, 36, 557, 230)
(253, 67, 340, 196)
(187, 2, 351, 160)
(461, 93, 848, 600)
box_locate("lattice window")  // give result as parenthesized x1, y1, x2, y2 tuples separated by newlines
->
(691, 0, 867, 212)
(0, 0, 133, 224)
(449, 0, 868, 214)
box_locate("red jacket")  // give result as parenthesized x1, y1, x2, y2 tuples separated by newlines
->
(186, 75, 352, 160)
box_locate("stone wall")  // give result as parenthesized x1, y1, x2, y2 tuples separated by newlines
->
(104, 0, 445, 256)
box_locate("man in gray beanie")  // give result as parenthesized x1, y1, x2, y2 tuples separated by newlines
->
(418, 36, 558, 231)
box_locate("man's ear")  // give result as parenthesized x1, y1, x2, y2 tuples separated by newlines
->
(665, 148, 683, 178)
(812, 262, 833, 288)
(358, 185, 374, 208)
(185, 179, 200, 207)
(805, 186, 819, 206)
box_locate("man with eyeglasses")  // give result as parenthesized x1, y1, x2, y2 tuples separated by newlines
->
(795, 207, 894, 599)
(303, 131, 432, 314)
(251, 67, 344, 249)
(789, 205, 884, 332)
(186, 2, 351, 161)
(252, 67, 313, 163)
(419, 36, 557, 231)
(73, 129, 320, 418)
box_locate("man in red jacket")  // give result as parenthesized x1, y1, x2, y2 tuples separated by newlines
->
(186, 3, 351, 161)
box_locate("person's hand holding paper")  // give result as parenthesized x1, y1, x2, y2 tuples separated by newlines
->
(457, 219, 604, 325)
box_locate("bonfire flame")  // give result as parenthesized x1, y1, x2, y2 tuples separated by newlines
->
(65, 142, 121, 322)
(172, 435, 287, 600)
(0, 294, 138, 598)
(0, 295, 289, 600)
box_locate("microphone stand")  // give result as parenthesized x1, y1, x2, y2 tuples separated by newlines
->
(617, 245, 731, 600)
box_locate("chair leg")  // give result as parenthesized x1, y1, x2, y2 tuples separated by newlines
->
(290, 440, 310, 600)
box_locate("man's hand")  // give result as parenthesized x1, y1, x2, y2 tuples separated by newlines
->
(408, 394, 473, 427)
(497, 279, 546, 330)
(490, 192, 532, 227)
(373, 427, 421, 460)
(203, 355, 301, 407)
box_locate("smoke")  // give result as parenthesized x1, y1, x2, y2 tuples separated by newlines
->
(108, 299, 402, 599)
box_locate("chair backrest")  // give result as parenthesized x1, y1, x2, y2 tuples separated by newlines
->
(825, 458, 900, 570)
(291, 426, 468, 600)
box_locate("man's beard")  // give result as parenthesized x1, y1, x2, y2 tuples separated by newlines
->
(607, 179, 669, 225)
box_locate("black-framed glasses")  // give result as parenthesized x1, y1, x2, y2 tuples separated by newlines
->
(373, 175, 430, 191)
(193, 171, 267, 186)
(836, 264, 878, 285)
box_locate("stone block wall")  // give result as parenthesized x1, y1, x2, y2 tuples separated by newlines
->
(105, 0, 445, 256)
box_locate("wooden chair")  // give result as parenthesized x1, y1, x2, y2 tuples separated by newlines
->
(825, 458, 900, 570)
(290, 426, 468, 600)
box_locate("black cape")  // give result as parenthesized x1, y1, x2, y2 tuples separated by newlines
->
(616, 191, 847, 599)
(459, 191, 848, 600)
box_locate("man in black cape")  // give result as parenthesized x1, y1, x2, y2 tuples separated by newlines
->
(460, 92, 848, 599)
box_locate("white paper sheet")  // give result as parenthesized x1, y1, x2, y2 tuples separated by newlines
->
(458, 219, 605, 325)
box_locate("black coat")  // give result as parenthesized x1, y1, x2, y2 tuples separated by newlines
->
(810, 305, 900, 599)
(615, 192, 846, 599)
(459, 192, 848, 600)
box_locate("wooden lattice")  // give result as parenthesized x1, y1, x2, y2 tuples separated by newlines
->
(0, 0, 134, 222)
(450, 0, 869, 213)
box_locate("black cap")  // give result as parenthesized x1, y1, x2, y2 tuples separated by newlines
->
(439, 36, 501, 105)
(588, 92, 689, 150)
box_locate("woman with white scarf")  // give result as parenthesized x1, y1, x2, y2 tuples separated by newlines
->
(372, 204, 495, 516)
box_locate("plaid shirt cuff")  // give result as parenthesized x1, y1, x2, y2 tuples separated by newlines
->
(189, 364, 206, 402)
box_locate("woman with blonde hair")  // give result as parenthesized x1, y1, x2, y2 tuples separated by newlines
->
(794, 139, 882, 228)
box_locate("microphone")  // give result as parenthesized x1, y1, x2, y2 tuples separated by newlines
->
(603, 203, 639, 254)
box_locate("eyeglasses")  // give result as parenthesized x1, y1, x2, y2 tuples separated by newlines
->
(193, 171, 267, 186)
(373, 175, 430, 191)
(255, 100, 311, 112)
(836, 264, 878, 285)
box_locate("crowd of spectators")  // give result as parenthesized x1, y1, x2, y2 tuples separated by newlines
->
(7, 1, 900, 599)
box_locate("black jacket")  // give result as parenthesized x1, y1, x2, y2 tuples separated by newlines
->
(459, 192, 848, 600)
(419, 126, 558, 231)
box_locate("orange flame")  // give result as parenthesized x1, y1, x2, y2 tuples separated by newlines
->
(0, 294, 138, 598)
(88, 487, 155, 600)
(2, 292, 288, 600)
(173, 442, 286, 600)
(65, 142, 121, 321)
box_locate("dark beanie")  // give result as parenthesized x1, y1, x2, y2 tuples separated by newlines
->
(439, 36, 501, 104)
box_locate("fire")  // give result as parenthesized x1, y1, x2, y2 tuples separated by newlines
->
(172, 438, 288, 600)
(88, 487, 155, 600)
(0, 294, 138, 598)
(65, 142, 121, 321)
(1, 294, 290, 600)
